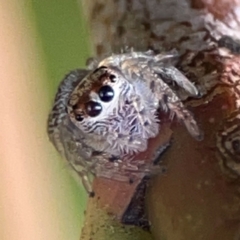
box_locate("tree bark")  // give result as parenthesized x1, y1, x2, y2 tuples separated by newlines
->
(80, 0, 240, 239)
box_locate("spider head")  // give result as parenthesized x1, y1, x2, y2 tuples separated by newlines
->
(68, 66, 129, 134)
(67, 65, 159, 156)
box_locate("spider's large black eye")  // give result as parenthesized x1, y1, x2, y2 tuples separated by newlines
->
(85, 101, 102, 117)
(98, 85, 114, 102)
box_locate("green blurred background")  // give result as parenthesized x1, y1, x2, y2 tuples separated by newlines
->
(31, 0, 90, 239)
(31, 0, 91, 93)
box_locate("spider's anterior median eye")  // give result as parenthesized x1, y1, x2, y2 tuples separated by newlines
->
(98, 85, 114, 102)
(85, 101, 102, 117)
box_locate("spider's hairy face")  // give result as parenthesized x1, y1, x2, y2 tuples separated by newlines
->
(67, 66, 159, 156)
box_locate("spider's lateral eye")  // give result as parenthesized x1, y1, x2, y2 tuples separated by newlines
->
(75, 114, 84, 122)
(232, 139, 240, 154)
(98, 85, 114, 102)
(109, 74, 116, 82)
(85, 101, 102, 117)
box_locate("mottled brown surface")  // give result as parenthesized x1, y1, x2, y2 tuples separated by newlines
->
(147, 50, 240, 239)
(80, 0, 240, 239)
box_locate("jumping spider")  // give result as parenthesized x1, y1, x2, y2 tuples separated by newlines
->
(47, 50, 202, 196)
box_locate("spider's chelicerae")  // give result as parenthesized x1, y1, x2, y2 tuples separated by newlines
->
(47, 50, 202, 196)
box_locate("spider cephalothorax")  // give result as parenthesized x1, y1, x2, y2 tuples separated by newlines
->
(47, 50, 202, 195)
(68, 65, 159, 156)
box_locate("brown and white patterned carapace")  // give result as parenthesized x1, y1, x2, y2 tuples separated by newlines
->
(47, 50, 202, 196)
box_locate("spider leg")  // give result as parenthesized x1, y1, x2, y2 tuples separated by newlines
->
(146, 69, 202, 140)
(52, 132, 94, 196)
(64, 150, 94, 196)
(68, 161, 94, 196)
(166, 97, 203, 140)
(51, 121, 96, 196)
(152, 65, 199, 96)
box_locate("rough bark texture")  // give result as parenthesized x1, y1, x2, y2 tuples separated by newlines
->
(80, 0, 240, 239)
